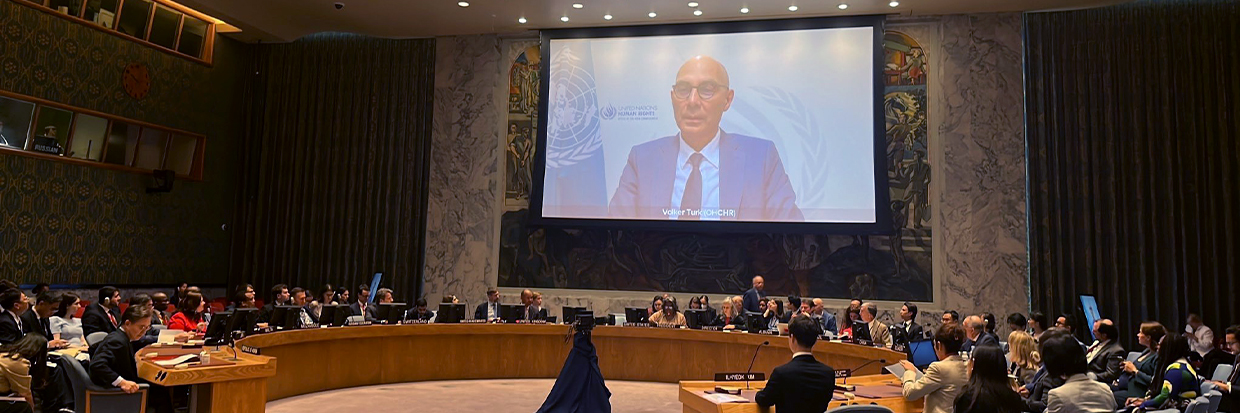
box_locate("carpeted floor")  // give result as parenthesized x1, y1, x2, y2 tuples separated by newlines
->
(266, 379, 682, 413)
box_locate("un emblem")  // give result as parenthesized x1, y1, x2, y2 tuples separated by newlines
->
(546, 46, 603, 168)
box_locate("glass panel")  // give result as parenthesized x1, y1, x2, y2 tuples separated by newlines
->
(116, 0, 152, 38)
(48, 0, 83, 17)
(177, 16, 208, 57)
(84, 0, 120, 28)
(165, 134, 197, 175)
(31, 106, 73, 155)
(134, 128, 169, 170)
(0, 97, 36, 150)
(103, 121, 139, 166)
(148, 5, 181, 49)
(69, 114, 108, 161)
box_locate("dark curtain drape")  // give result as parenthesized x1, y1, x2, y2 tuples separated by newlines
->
(1025, 0, 1240, 348)
(228, 34, 435, 303)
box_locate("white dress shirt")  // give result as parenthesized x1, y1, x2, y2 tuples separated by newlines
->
(486, 302, 498, 320)
(670, 131, 721, 220)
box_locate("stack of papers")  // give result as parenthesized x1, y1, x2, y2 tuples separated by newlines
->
(884, 363, 923, 380)
(153, 354, 200, 367)
(702, 393, 750, 403)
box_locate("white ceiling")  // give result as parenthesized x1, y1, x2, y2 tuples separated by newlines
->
(177, 0, 1128, 43)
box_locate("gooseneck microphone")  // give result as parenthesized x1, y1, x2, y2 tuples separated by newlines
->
(745, 340, 770, 390)
(842, 358, 889, 385)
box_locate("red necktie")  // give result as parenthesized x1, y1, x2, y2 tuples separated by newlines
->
(107, 311, 117, 327)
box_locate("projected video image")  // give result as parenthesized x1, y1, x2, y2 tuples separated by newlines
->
(540, 26, 877, 224)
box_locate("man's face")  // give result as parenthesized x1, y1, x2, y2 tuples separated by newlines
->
(110, 291, 121, 308)
(1226, 333, 1238, 354)
(123, 317, 152, 341)
(941, 313, 954, 324)
(293, 292, 307, 306)
(671, 57, 734, 142)
(811, 300, 824, 314)
(358, 289, 369, 301)
(12, 294, 30, 315)
(1055, 317, 1068, 329)
(900, 306, 912, 321)
(380, 293, 393, 304)
(278, 289, 290, 302)
(488, 292, 500, 303)
(860, 308, 874, 323)
(417, 305, 428, 313)
(799, 303, 810, 314)
(752, 277, 764, 291)
(152, 294, 169, 311)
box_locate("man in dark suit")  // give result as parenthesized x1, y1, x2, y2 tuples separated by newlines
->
(349, 284, 374, 321)
(1210, 325, 1239, 412)
(257, 284, 290, 324)
(0, 289, 32, 344)
(755, 315, 835, 413)
(475, 289, 501, 321)
(742, 276, 767, 314)
(961, 315, 999, 353)
(896, 302, 925, 344)
(1085, 319, 1125, 382)
(607, 56, 803, 222)
(89, 305, 173, 413)
(29, 291, 69, 348)
(82, 286, 122, 338)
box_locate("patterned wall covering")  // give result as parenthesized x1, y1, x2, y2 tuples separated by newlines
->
(429, 14, 1026, 329)
(0, 1, 251, 285)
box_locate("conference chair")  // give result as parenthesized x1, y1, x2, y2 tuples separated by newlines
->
(62, 353, 148, 413)
(85, 332, 108, 347)
(1205, 390, 1223, 413)
(1213, 364, 1234, 382)
(1148, 396, 1209, 413)
(1128, 351, 1143, 362)
(829, 406, 894, 413)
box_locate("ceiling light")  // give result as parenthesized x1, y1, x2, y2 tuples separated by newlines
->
(457, 1, 468, 7)
(740, 7, 750, 13)
(561, 16, 569, 22)
(687, 1, 699, 7)
(838, 2, 848, 9)
(788, 5, 798, 11)
(648, 11, 657, 18)
(603, 14, 613, 20)
(572, 3, 584, 9)
(518, 17, 527, 24)
(693, 9, 703, 16)
(889, 0, 899, 6)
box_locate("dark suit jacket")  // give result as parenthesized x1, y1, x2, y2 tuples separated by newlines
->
(742, 288, 765, 314)
(525, 306, 548, 321)
(1025, 370, 1065, 413)
(1085, 340, 1125, 383)
(962, 333, 1001, 353)
(755, 354, 836, 413)
(81, 304, 120, 337)
(1221, 356, 1240, 413)
(349, 302, 379, 322)
(474, 302, 499, 320)
(257, 303, 276, 324)
(0, 310, 31, 344)
(607, 132, 804, 221)
(89, 330, 137, 388)
(904, 321, 925, 341)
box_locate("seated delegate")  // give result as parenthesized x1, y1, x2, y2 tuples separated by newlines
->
(648, 297, 686, 328)
(755, 315, 835, 413)
(900, 322, 969, 413)
(89, 305, 175, 413)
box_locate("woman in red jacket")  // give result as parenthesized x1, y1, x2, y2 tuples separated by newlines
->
(168, 291, 207, 332)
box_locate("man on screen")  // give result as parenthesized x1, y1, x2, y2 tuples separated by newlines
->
(608, 56, 803, 221)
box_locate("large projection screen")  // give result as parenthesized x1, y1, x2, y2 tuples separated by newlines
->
(532, 16, 890, 234)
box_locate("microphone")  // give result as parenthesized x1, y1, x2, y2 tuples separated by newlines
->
(745, 340, 770, 390)
(841, 358, 888, 386)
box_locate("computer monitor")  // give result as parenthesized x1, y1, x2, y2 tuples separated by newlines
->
(319, 304, 340, 327)
(500, 304, 524, 323)
(276, 305, 301, 329)
(332, 304, 351, 326)
(562, 306, 587, 325)
(685, 309, 706, 329)
(204, 311, 232, 346)
(226, 308, 258, 337)
(437, 303, 466, 323)
(1080, 295, 1101, 341)
(908, 339, 938, 369)
(377, 303, 407, 324)
(745, 311, 765, 333)
(269, 306, 288, 329)
(624, 307, 649, 323)
(851, 319, 873, 343)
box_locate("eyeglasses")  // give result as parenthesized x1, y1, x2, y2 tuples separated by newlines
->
(672, 82, 726, 100)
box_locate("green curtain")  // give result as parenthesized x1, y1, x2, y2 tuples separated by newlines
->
(230, 34, 435, 302)
(1025, 0, 1240, 346)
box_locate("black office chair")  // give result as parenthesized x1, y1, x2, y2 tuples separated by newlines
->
(61, 354, 148, 413)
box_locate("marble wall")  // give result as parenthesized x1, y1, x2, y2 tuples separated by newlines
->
(424, 14, 1028, 333)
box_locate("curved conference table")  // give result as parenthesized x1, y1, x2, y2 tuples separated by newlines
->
(236, 323, 904, 403)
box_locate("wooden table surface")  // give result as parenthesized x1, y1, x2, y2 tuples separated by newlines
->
(236, 323, 903, 402)
(680, 375, 925, 413)
(135, 344, 277, 413)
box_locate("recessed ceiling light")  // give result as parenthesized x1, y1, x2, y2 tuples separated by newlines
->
(648, 11, 657, 18)
(457, 1, 468, 7)
(518, 17, 527, 24)
(560, 15, 569, 22)
(603, 14, 613, 20)
(572, 3, 584, 9)
(687, 1, 699, 7)
(740, 7, 750, 13)
(888, 0, 899, 6)
(693, 9, 703, 16)
(838, 3, 848, 9)
(788, 5, 798, 11)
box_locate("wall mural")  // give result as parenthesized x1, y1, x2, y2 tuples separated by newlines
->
(499, 32, 933, 301)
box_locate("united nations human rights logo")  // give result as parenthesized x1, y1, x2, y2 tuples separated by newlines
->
(546, 46, 603, 168)
(600, 104, 617, 120)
